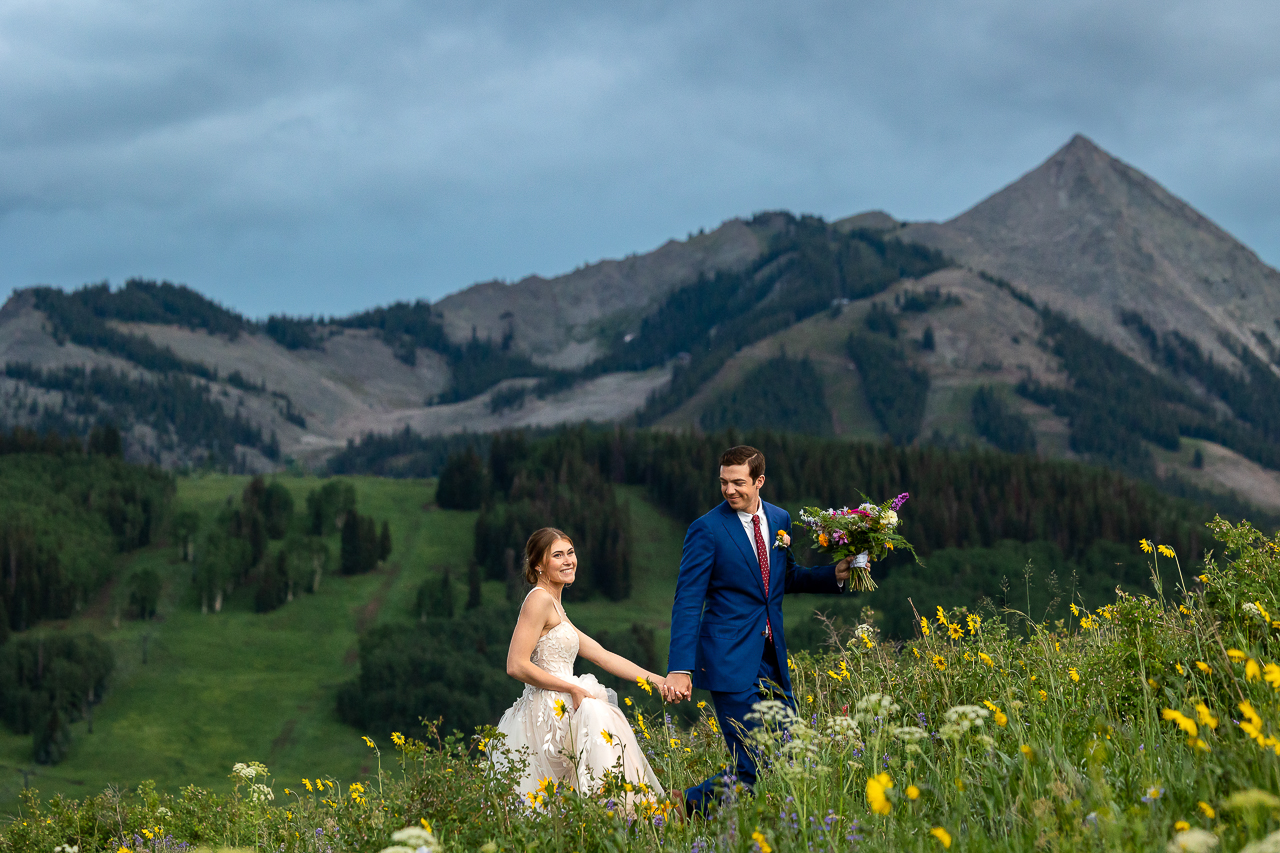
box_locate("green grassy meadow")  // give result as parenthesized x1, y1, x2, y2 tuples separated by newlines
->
(0, 477, 726, 817)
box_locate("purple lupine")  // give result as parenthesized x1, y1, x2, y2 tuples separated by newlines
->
(890, 493, 909, 511)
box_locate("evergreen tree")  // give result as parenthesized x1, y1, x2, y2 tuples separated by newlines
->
(436, 449, 487, 509)
(379, 520, 393, 561)
(340, 510, 363, 575)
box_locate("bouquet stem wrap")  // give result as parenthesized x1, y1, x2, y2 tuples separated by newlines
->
(796, 493, 916, 592)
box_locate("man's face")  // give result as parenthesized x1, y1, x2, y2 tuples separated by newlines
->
(720, 463, 764, 512)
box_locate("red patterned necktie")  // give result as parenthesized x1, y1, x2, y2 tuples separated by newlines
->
(752, 514, 772, 639)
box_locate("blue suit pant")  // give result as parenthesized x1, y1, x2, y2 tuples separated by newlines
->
(685, 641, 792, 814)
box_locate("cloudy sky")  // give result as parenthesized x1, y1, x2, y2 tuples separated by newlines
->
(2, 0, 1277, 318)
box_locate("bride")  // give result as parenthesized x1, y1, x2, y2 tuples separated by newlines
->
(493, 527, 666, 806)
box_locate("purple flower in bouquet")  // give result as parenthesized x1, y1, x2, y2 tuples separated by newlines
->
(890, 493, 910, 512)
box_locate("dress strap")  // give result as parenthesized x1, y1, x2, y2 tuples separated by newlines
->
(528, 585, 568, 620)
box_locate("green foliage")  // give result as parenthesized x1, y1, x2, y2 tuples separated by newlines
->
(600, 214, 947, 422)
(896, 285, 962, 313)
(336, 607, 521, 737)
(699, 354, 832, 435)
(1024, 310, 1280, 476)
(39, 279, 247, 336)
(474, 443, 631, 602)
(340, 510, 381, 575)
(263, 315, 322, 350)
(863, 301, 899, 337)
(4, 363, 274, 462)
(0, 451, 173, 631)
(435, 448, 488, 510)
(327, 428, 492, 478)
(971, 386, 1036, 454)
(847, 332, 929, 444)
(126, 568, 161, 620)
(305, 479, 357, 535)
(0, 634, 113, 765)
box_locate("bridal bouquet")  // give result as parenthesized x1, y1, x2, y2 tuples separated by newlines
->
(796, 493, 916, 592)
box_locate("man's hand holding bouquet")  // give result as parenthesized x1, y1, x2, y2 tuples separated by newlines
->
(793, 492, 916, 592)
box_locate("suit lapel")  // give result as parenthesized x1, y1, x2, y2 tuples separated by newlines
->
(718, 503, 768, 596)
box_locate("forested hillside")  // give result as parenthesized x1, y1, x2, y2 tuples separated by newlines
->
(0, 430, 173, 764)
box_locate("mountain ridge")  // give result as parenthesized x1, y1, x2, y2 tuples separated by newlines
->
(2, 133, 1279, 515)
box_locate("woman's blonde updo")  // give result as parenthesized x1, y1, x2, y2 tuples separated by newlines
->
(524, 527, 573, 584)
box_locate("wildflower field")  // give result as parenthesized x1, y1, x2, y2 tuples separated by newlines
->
(3, 515, 1279, 853)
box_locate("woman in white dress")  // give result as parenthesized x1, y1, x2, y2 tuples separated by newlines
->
(493, 527, 667, 807)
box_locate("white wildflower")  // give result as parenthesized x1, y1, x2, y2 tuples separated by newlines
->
(893, 726, 928, 744)
(155, 807, 172, 818)
(853, 693, 900, 725)
(825, 715, 862, 744)
(939, 705, 989, 741)
(249, 783, 274, 803)
(746, 699, 796, 726)
(391, 825, 442, 852)
(1167, 829, 1219, 853)
(1242, 602, 1269, 626)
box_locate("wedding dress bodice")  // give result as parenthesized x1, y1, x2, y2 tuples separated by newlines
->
(529, 619, 578, 678)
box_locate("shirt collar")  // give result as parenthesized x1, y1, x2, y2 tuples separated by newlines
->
(736, 501, 766, 524)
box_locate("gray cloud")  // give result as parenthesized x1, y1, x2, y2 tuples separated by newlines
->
(1, 0, 1277, 317)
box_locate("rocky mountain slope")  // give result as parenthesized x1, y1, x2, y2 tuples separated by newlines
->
(2, 135, 1279, 511)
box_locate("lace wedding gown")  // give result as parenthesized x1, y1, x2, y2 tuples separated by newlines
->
(493, 589, 664, 804)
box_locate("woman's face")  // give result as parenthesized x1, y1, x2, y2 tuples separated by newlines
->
(538, 539, 577, 586)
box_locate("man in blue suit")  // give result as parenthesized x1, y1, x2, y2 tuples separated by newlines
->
(663, 445, 854, 815)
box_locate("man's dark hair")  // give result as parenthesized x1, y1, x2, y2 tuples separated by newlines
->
(719, 445, 765, 481)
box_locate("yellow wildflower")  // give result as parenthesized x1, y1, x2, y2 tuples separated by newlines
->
(932, 655, 946, 672)
(920, 617, 931, 636)
(1195, 702, 1218, 730)
(1195, 661, 1211, 674)
(1198, 801, 1216, 818)
(930, 827, 952, 849)
(1227, 649, 1247, 662)
(751, 830, 772, 853)
(912, 647, 921, 658)
(1176, 663, 1186, 675)
(1020, 743, 1035, 760)
(670, 737, 680, 748)
(1245, 659, 1261, 681)
(866, 773, 892, 815)
(1068, 667, 1080, 682)
(1070, 603, 1079, 616)
(1263, 662, 1280, 690)
(554, 699, 568, 719)
(1174, 820, 1190, 832)
(1080, 614, 1097, 629)
(600, 730, 615, 746)
(697, 700, 707, 709)
(906, 785, 920, 800)
(1140, 539, 1153, 553)
(302, 779, 313, 792)
(391, 732, 405, 746)
(1038, 690, 1047, 702)
(636, 677, 653, 694)
(979, 652, 994, 667)
(362, 736, 375, 749)
(1161, 708, 1197, 738)
(1157, 544, 1176, 558)
(948, 623, 964, 640)
(967, 614, 982, 634)
(624, 697, 632, 706)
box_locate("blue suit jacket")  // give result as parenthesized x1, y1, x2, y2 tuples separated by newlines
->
(667, 500, 844, 693)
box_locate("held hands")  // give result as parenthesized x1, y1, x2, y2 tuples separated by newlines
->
(662, 672, 693, 704)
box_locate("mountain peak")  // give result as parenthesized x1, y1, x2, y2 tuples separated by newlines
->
(901, 135, 1280, 369)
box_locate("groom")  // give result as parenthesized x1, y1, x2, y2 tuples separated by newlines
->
(664, 445, 853, 814)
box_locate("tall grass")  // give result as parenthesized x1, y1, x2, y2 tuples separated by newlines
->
(3, 516, 1278, 852)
